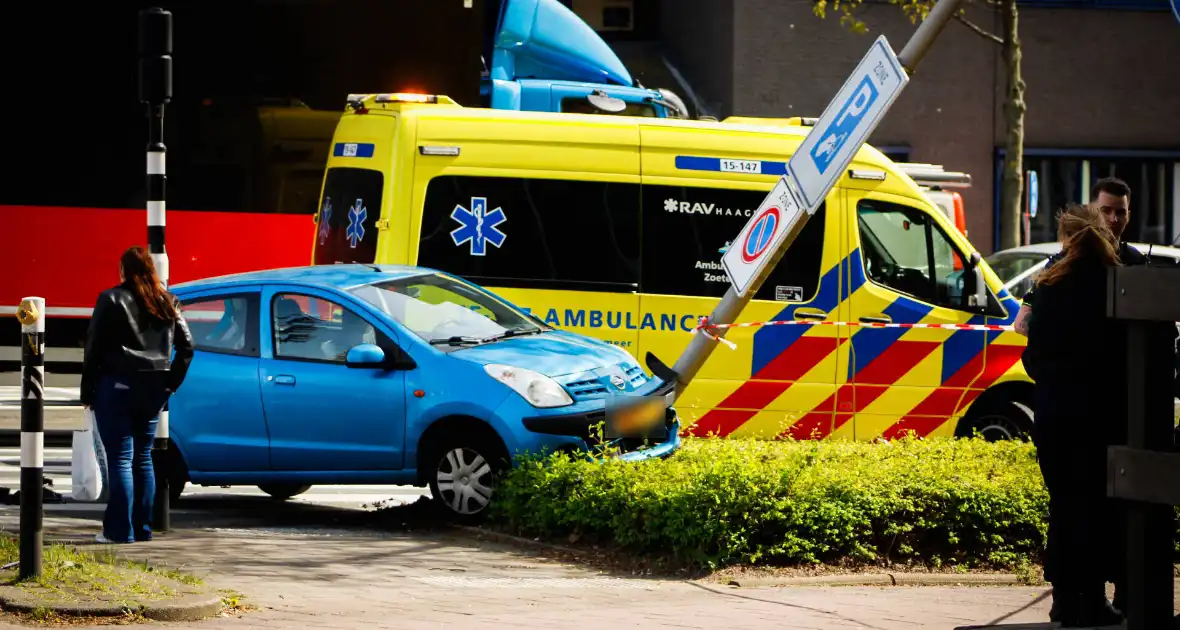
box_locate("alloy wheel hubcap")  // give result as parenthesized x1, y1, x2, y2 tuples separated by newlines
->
(436, 447, 494, 515)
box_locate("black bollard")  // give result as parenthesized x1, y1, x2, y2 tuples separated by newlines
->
(16, 297, 45, 580)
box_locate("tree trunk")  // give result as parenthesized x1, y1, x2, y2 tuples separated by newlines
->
(999, 0, 1026, 250)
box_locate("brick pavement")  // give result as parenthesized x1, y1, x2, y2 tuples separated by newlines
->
(3, 513, 1177, 628)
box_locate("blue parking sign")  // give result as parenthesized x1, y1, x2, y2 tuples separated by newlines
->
(1028, 170, 1039, 219)
(810, 76, 879, 175)
(787, 35, 909, 210)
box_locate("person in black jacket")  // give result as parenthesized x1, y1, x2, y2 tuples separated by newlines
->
(81, 246, 194, 544)
(1014, 177, 1145, 337)
(1023, 203, 1132, 627)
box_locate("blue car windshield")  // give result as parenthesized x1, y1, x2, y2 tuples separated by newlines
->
(348, 273, 547, 344)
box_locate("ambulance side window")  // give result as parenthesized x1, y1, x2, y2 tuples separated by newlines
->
(640, 185, 826, 302)
(856, 199, 972, 310)
(314, 167, 382, 266)
(417, 176, 640, 292)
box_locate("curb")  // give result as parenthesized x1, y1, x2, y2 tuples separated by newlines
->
(0, 590, 224, 622)
(721, 572, 1027, 588)
(453, 527, 1033, 588)
(455, 525, 593, 557)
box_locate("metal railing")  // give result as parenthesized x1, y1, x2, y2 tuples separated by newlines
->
(1104, 264, 1180, 630)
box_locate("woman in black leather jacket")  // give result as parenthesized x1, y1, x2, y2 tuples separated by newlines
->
(1023, 203, 1128, 627)
(81, 246, 194, 544)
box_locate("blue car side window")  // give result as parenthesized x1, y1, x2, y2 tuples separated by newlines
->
(181, 295, 259, 357)
(272, 293, 376, 363)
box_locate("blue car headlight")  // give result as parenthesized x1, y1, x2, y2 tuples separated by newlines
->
(484, 364, 574, 408)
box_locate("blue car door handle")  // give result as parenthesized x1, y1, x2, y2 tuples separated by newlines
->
(271, 374, 296, 386)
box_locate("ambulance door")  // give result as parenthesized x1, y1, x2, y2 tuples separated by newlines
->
(635, 171, 848, 439)
(845, 189, 987, 440)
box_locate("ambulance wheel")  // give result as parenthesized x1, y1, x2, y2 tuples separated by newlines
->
(956, 400, 1033, 442)
(258, 484, 312, 500)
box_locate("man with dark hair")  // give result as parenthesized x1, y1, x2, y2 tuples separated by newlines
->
(1014, 177, 1143, 336)
(1014, 177, 1179, 623)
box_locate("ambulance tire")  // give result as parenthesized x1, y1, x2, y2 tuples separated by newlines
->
(955, 400, 1033, 442)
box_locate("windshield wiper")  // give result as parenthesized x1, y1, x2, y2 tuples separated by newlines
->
(429, 328, 545, 346)
(428, 336, 485, 346)
(486, 327, 546, 341)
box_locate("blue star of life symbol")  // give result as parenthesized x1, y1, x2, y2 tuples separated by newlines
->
(346, 198, 366, 249)
(450, 196, 507, 256)
(319, 198, 332, 245)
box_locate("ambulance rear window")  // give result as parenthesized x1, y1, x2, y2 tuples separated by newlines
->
(315, 167, 382, 266)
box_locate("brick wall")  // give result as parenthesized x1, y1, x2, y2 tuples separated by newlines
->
(659, 0, 1180, 252)
(658, 0, 735, 117)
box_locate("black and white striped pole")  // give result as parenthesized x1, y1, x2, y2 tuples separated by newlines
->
(139, 6, 172, 533)
(16, 297, 45, 580)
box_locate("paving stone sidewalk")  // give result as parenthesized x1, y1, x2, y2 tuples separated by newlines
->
(2, 513, 1176, 629)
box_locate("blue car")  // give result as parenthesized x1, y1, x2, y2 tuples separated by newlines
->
(165, 264, 681, 519)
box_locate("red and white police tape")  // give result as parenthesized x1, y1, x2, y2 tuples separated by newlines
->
(694, 316, 1015, 350)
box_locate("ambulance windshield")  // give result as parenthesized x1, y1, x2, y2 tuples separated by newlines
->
(315, 167, 382, 266)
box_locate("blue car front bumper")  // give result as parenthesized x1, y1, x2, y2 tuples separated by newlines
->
(520, 407, 682, 461)
(613, 420, 682, 462)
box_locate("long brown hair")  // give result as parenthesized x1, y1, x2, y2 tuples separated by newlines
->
(120, 246, 177, 322)
(1035, 202, 1121, 287)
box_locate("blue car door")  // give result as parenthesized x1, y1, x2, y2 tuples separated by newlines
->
(258, 285, 408, 471)
(171, 289, 270, 472)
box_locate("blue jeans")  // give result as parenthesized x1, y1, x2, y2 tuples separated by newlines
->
(94, 373, 169, 543)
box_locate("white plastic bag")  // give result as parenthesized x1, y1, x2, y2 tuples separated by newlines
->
(71, 409, 104, 502)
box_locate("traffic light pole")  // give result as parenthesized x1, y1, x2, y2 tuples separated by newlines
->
(138, 7, 173, 533)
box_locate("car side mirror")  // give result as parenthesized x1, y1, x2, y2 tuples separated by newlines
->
(967, 252, 988, 310)
(346, 343, 386, 369)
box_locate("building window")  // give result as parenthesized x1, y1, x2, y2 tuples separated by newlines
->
(994, 149, 1180, 250)
(1017, 0, 1171, 9)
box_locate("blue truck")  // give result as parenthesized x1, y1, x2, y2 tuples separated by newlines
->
(482, 0, 689, 119)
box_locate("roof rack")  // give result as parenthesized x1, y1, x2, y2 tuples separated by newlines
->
(896, 163, 971, 189)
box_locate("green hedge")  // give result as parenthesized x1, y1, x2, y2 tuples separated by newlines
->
(492, 437, 1179, 571)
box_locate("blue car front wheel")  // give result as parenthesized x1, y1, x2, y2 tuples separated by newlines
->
(426, 437, 507, 521)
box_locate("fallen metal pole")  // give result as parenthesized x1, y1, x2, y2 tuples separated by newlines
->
(664, 0, 965, 401)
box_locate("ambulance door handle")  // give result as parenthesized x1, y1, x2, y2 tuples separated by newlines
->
(793, 309, 827, 322)
(859, 315, 892, 325)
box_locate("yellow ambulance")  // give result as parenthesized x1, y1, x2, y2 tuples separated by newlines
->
(311, 92, 1033, 443)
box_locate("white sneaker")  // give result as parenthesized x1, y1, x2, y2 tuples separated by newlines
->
(95, 533, 116, 544)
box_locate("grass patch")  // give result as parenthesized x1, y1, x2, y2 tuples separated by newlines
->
(0, 536, 205, 614)
(218, 589, 255, 615)
(492, 435, 1180, 573)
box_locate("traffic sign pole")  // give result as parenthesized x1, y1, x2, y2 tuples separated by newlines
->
(658, 0, 965, 401)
